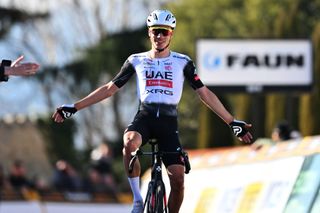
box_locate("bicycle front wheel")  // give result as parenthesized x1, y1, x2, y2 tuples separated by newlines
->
(147, 181, 168, 213)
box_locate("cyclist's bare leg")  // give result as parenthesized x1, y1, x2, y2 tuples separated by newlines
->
(167, 164, 185, 213)
(123, 131, 144, 212)
(123, 131, 142, 177)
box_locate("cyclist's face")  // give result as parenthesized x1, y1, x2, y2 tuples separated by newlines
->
(148, 26, 173, 50)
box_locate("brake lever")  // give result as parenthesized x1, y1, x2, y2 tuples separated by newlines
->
(177, 147, 191, 174)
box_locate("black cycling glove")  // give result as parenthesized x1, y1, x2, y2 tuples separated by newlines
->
(57, 104, 77, 119)
(229, 119, 248, 137)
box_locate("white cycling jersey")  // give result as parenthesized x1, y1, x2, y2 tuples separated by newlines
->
(112, 51, 204, 106)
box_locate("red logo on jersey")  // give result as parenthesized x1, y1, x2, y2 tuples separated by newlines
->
(146, 79, 173, 88)
(194, 74, 200, 81)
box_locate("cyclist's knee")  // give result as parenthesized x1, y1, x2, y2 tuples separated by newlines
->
(123, 131, 141, 155)
(123, 141, 137, 156)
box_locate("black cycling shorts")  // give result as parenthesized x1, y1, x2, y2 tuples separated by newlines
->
(125, 110, 184, 167)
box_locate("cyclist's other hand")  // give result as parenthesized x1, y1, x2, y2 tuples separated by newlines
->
(52, 104, 77, 123)
(229, 119, 253, 143)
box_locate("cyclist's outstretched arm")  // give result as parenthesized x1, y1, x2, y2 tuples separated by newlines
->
(52, 58, 136, 123)
(196, 86, 253, 143)
(52, 81, 119, 122)
(75, 81, 119, 110)
(196, 86, 234, 123)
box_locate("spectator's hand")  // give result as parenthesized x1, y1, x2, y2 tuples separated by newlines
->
(229, 119, 253, 143)
(52, 104, 77, 123)
(7, 55, 40, 76)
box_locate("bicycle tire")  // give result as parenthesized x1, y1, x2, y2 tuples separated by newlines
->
(155, 180, 167, 213)
(145, 180, 167, 213)
(145, 181, 154, 213)
(147, 183, 156, 213)
(146, 180, 167, 213)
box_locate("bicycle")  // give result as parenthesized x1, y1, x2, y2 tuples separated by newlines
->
(128, 139, 191, 213)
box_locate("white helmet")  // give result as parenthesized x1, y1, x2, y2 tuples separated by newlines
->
(147, 10, 176, 29)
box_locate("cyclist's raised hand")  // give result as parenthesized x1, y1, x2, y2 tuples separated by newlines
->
(229, 119, 253, 143)
(52, 104, 77, 123)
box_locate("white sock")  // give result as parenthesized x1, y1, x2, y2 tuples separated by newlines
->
(128, 177, 143, 202)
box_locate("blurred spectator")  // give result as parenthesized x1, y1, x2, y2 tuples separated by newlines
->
(7, 159, 40, 200)
(90, 143, 114, 175)
(8, 159, 32, 190)
(85, 143, 117, 198)
(290, 130, 302, 140)
(32, 175, 50, 194)
(252, 120, 300, 150)
(52, 160, 82, 192)
(271, 120, 292, 142)
(84, 168, 112, 193)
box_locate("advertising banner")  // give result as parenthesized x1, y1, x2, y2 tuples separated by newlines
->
(284, 154, 320, 213)
(196, 39, 312, 92)
(179, 157, 304, 213)
(140, 136, 320, 213)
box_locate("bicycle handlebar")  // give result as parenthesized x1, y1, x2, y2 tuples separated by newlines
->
(128, 148, 191, 174)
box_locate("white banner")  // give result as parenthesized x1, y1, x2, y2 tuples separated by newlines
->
(196, 40, 312, 87)
(180, 157, 304, 213)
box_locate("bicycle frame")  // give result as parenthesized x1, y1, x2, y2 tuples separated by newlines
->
(150, 142, 163, 182)
(145, 143, 168, 213)
(129, 141, 190, 213)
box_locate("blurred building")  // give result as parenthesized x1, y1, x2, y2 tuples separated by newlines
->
(0, 114, 52, 183)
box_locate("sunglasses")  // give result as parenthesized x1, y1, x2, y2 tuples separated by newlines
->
(150, 28, 172, 36)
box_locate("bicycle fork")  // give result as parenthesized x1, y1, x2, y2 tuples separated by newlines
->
(147, 154, 168, 212)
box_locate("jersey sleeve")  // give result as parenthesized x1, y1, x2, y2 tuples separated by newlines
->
(112, 59, 136, 88)
(183, 60, 204, 90)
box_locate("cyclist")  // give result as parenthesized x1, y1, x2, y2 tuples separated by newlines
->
(52, 9, 253, 213)
(0, 55, 39, 82)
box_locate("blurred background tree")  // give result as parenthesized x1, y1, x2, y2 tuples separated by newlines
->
(167, 0, 320, 148)
(0, 6, 48, 37)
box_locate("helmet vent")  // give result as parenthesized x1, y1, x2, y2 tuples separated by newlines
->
(153, 13, 158, 20)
